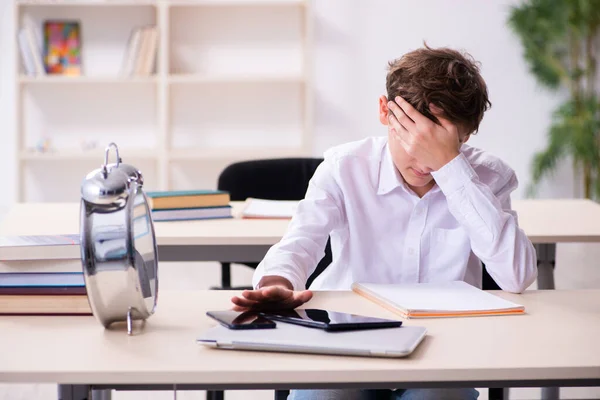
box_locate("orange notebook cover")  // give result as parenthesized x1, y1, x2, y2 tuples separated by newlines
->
(352, 281, 525, 319)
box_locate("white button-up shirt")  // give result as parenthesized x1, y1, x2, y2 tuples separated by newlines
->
(253, 137, 537, 293)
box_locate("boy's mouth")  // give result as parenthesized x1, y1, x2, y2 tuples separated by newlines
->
(411, 168, 430, 178)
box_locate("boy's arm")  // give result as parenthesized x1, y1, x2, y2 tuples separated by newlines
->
(431, 155, 538, 293)
(252, 157, 345, 291)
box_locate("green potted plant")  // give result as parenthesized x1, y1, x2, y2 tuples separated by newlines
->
(508, 0, 600, 199)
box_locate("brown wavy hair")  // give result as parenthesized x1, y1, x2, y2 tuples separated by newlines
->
(386, 44, 491, 133)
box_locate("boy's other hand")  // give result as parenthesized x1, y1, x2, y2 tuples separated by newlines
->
(388, 96, 461, 171)
(230, 278, 313, 312)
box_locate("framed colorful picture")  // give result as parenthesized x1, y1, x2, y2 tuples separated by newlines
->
(43, 20, 82, 76)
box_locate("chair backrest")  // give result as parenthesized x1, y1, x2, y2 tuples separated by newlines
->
(482, 264, 501, 290)
(218, 158, 325, 201)
(217, 158, 330, 288)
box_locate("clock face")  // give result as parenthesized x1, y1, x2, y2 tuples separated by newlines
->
(132, 189, 158, 313)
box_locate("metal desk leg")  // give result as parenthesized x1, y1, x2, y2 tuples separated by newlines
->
(58, 384, 90, 400)
(542, 387, 560, 400)
(91, 389, 112, 400)
(534, 243, 559, 400)
(535, 243, 556, 290)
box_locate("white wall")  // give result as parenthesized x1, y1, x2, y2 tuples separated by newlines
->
(0, 0, 576, 208)
(0, 0, 17, 212)
(311, 0, 576, 200)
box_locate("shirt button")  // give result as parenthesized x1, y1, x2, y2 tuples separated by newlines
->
(408, 248, 415, 256)
(415, 208, 422, 216)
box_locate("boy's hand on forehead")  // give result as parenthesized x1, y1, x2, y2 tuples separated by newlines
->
(388, 96, 461, 171)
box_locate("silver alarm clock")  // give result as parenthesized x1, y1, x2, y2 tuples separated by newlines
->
(79, 143, 158, 334)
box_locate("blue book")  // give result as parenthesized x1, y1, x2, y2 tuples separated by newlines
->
(151, 205, 232, 222)
(0, 272, 85, 288)
(145, 190, 228, 198)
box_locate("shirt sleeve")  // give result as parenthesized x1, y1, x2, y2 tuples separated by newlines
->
(252, 157, 345, 291)
(430, 153, 538, 293)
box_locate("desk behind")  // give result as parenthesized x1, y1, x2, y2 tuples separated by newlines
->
(2, 199, 600, 265)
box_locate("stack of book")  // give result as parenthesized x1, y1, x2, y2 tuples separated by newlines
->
(121, 25, 159, 77)
(0, 235, 91, 316)
(146, 190, 232, 222)
(18, 22, 46, 77)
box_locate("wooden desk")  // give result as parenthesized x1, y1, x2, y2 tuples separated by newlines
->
(513, 199, 600, 243)
(0, 290, 598, 399)
(512, 199, 600, 290)
(2, 199, 600, 288)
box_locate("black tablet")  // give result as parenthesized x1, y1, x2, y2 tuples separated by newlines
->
(259, 308, 402, 332)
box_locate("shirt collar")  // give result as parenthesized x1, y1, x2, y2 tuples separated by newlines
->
(377, 142, 405, 196)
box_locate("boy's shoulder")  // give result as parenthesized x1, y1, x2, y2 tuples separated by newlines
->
(323, 136, 387, 163)
(461, 144, 517, 190)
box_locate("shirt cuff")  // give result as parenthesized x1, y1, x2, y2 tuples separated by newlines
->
(431, 153, 477, 195)
(254, 266, 305, 292)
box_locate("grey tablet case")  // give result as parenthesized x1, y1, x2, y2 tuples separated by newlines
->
(198, 320, 427, 358)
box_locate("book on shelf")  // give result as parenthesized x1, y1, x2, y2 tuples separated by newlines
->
(241, 198, 298, 219)
(122, 25, 158, 77)
(146, 190, 231, 210)
(43, 20, 82, 76)
(18, 24, 46, 76)
(351, 280, 525, 319)
(151, 205, 233, 222)
(0, 234, 80, 261)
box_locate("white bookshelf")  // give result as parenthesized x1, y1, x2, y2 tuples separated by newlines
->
(14, 0, 313, 202)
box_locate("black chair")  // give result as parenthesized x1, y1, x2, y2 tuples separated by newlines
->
(207, 158, 330, 400)
(214, 157, 331, 290)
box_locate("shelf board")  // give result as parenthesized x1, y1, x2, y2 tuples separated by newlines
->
(170, 147, 306, 160)
(17, 0, 304, 5)
(167, 0, 305, 6)
(16, 0, 157, 6)
(21, 149, 157, 161)
(168, 73, 304, 84)
(19, 75, 158, 84)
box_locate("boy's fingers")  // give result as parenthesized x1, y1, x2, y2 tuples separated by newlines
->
(395, 96, 426, 124)
(241, 290, 269, 301)
(388, 101, 416, 131)
(263, 285, 293, 300)
(390, 116, 412, 150)
(296, 290, 313, 303)
(231, 296, 258, 307)
(388, 113, 410, 138)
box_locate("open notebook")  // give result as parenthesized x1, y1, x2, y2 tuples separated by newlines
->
(240, 198, 298, 219)
(352, 281, 525, 319)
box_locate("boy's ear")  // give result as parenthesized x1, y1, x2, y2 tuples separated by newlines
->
(379, 95, 390, 125)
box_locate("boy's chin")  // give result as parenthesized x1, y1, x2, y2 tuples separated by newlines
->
(402, 172, 433, 187)
(406, 178, 433, 188)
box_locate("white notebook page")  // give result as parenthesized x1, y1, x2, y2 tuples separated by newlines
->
(354, 281, 523, 312)
(242, 199, 298, 218)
